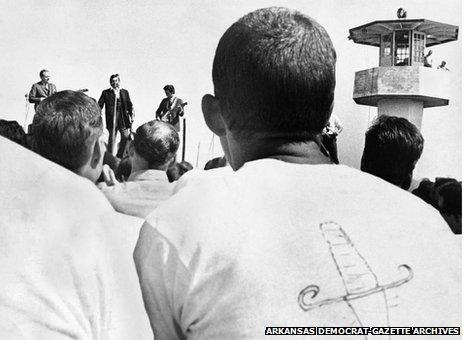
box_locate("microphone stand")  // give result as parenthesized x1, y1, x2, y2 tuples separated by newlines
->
(24, 94, 30, 132)
(182, 118, 186, 162)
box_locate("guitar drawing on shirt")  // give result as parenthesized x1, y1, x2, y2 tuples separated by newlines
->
(298, 221, 413, 338)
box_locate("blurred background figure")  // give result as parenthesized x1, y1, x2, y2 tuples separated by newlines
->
(322, 114, 343, 164)
(437, 61, 449, 71)
(167, 160, 193, 182)
(413, 177, 462, 234)
(204, 155, 227, 170)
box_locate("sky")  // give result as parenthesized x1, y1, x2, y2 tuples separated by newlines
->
(0, 0, 461, 179)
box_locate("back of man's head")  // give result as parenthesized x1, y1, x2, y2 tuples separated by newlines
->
(32, 90, 103, 181)
(212, 7, 336, 138)
(361, 115, 424, 189)
(133, 120, 179, 170)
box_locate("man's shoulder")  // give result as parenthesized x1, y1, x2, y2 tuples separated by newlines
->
(100, 88, 110, 96)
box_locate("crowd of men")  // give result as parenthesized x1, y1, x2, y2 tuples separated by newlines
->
(0, 6, 461, 339)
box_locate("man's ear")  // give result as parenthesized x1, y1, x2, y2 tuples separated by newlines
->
(202, 94, 226, 137)
(90, 137, 103, 169)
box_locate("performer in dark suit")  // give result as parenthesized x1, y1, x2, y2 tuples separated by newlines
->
(155, 85, 185, 131)
(98, 74, 134, 158)
(29, 69, 57, 110)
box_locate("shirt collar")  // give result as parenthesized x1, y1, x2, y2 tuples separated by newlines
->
(128, 169, 168, 182)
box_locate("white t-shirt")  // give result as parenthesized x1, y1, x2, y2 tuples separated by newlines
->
(98, 169, 175, 219)
(0, 137, 151, 339)
(135, 158, 461, 339)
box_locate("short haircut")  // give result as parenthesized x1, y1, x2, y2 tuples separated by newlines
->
(163, 85, 175, 94)
(39, 69, 49, 78)
(361, 115, 424, 188)
(110, 74, 119, 82)
(133, 120, 179, 169)
(212, 7, 336, 137)
(32, 90, 103, 172)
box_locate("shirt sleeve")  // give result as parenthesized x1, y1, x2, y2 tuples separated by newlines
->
(155, 100, 164, 119)
(134, 222, 191, 340)
(98, 91, 105, 109)
(28, 84, 40, 104)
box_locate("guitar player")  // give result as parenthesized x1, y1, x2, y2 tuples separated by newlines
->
(155, 84, 186, 132)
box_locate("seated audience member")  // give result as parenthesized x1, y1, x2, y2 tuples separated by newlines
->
(31, 90, 105, 183)
(204, 155, 228, 170)
(167, 160, 194, 182)
(0, 119, 27, 147)
(413, 177, 462, 234)
(437, 180, 462, 234)
(134, 7, 459, 339)
(0, 137, 151, 339)
(361, 115, 424, 190)
(412, 178, 435, 205)
(115, 155, 132, 181)
(98, 120, 178, 218)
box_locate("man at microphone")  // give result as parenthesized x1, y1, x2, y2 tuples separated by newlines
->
(98, 74, 134, 157)
(29, 69, 57, 111)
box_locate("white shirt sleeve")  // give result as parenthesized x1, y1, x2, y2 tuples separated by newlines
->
(134, 222, 191, 340)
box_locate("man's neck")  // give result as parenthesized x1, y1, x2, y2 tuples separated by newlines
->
(226, 133, 332, 170)
(131, 158, 169, 174)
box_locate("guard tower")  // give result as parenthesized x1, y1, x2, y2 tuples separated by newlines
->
(349, 10, 459, 128)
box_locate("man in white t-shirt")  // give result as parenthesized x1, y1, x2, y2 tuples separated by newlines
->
(0, 137, 151, 339)
(134, 7, 461, 339)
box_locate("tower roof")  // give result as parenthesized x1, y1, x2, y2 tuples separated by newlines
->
(349, 19, 459, 47)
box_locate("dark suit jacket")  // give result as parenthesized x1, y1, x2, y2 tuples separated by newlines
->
(98, 88, 134, 131)
(29, 82, 57, 109)
(155, 97, 184, 131)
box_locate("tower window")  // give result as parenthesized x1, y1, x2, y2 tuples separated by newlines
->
(395, 31, 410, 65)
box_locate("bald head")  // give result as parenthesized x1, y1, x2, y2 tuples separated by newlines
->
(133, 120, 179, 170)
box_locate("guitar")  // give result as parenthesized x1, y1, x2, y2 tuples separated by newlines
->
(163, 101, 188, 123)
